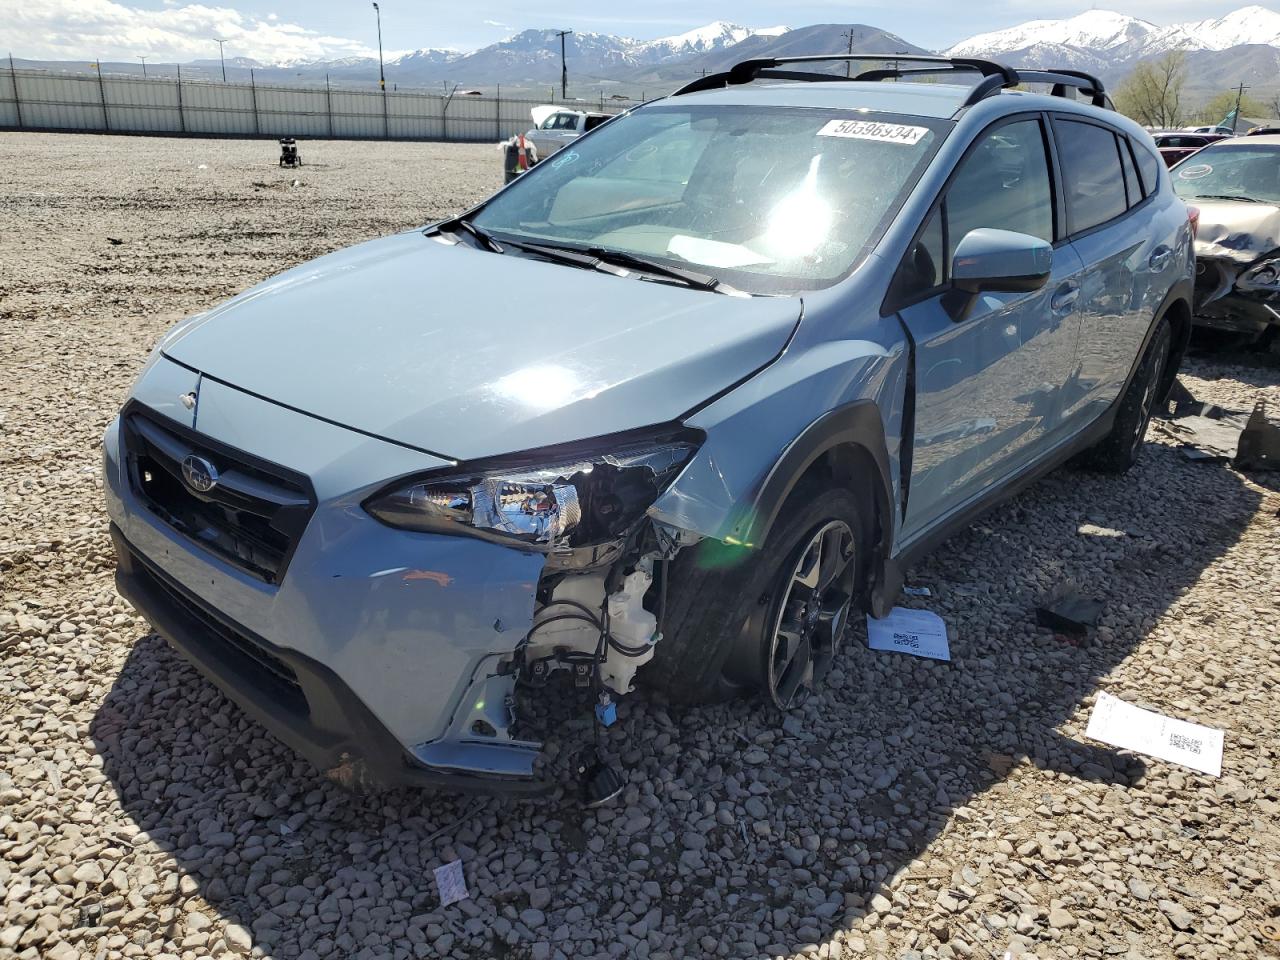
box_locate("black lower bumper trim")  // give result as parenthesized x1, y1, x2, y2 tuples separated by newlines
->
(110, 523, 548, 795)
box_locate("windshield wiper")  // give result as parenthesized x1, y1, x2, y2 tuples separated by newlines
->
(435, 217, 503, 252)
(582, 247, 727, 291)
(1190, 194, 1267, 203)
(500, 238, 747, 295)
(501, 238, 607, 270)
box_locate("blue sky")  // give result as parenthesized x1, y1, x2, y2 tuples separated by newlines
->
(1, 0, 1272, 63)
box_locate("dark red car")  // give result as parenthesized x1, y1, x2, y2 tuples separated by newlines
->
(1152, 132, 1229, 167)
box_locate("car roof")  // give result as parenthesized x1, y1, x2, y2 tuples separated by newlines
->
(663, 79, 1131, 125)
(666, 80, 977, 119)
(1215, 134, 1280, 145)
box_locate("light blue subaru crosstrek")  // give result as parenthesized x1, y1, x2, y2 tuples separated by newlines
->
(104, 54, 1195, 796)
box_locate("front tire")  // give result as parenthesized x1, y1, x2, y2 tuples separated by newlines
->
(1079, 318, 1171, 474)
(645, 483, 868, 707)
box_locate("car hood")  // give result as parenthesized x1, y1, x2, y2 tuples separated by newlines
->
(162, 230, 801, 461)
(1192, 198, 1280, 263)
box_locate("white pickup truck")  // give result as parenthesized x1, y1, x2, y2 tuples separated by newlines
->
(503, 105, 615, 183)
(525, 105, 613, 159)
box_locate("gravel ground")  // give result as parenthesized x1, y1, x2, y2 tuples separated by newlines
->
(2, 133, 1280, 960)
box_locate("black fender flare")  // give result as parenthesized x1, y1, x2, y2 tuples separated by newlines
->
(725, 400, 899, 615)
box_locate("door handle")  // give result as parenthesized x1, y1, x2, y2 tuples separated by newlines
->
(1051, 283, 1079, 314)
(1149, 246, 1173, 271)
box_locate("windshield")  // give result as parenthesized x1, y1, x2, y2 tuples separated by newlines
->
(1173, 143, 1280, 204)
(473, 104, 949, 294)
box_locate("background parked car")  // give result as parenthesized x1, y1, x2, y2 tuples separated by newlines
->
(1172, 134, 1280, 336)
(1153, 132, 1227, 167)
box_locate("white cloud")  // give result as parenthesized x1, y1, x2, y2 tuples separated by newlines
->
(483, 19, 511, 29)
(0, 0, 378, 64)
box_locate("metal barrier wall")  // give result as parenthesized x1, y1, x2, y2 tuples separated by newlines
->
(0, 67, 635, 141)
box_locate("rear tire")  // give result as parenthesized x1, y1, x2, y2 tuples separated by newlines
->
(1079, 318, 1171, 474)
(644, 482, 868, 706)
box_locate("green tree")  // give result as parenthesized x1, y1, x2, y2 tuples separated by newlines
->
(1197, 90, 1267, 129)
(1114, 51, 1187, 128)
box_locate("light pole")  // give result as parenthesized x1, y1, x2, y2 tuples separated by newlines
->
(372, 3, 385, 91)
(212, 38, 228, 82)
(138, 55, 147, 77)
(555, 29, 572, 100)
(840, 28, 854, 77)
(1231, 81, 1249, 133)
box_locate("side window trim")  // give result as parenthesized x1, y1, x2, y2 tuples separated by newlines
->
(882, 111, 1056, 315)
(1040, 110, 1068, 245)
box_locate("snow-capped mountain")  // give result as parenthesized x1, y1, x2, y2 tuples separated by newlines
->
(390, 48, 461, 69)
(949, 6, 1280, 62)
(1141, 5, 1280, 55)
(638, 21, 787, 59)
(946, 10, 1157, 58)
(943, 6, 1280, 102)
(386, 23, 791, 83)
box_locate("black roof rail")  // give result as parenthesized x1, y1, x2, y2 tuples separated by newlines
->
(671, 53, 1112, 111)
(1016, 69, 1109, 108)
(672, 54, 1016, 96)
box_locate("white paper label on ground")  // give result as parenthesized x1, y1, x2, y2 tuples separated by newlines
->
(1085, 692, 1223, 777)
(817, 119, 930, 144)
(434, 859, 470, 906)
(866, 607, 950, 661)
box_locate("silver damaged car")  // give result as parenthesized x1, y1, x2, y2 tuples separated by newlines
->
(104, 54, 1195, 796)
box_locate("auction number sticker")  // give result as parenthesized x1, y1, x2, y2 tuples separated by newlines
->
(818, 119, 929, 145)
(1178, 163, 1213, 180)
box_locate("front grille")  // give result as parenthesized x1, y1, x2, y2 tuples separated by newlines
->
(133, 545, 307, 714)
(122, 405, 316, 584)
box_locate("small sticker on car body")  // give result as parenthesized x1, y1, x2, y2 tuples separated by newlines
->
(817, 119, 929, 144)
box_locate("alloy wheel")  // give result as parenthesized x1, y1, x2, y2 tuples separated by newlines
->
(763, 520, 856, 709)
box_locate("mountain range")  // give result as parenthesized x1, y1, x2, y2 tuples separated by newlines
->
(14, 8, 1280, 104)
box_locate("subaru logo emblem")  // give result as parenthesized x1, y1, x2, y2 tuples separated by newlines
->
(181, 455, 219, 493)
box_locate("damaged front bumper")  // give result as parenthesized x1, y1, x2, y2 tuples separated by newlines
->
(1193, 256, 1280, 333)
(111, 525, 549, 793)
(102, 394, 562, 793)
(1192, 202, 1280, 334)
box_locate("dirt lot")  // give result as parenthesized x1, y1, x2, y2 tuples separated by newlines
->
(2, 133, 1279, 960)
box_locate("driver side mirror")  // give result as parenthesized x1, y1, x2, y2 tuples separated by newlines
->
(946, 228, 1052, 321)
(952, 228, 1052, 293)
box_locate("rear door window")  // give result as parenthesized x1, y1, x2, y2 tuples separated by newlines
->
(1056, 119, 1128, 234)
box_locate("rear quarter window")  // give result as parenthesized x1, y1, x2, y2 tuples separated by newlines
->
(1131, 137, 1163, 196)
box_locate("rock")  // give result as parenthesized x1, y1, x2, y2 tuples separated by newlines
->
(224, 923, 253, 952)
(1048, 907, 1078, 929)
(1159, 900, 1196, 931)
(71, 862, 105, 885)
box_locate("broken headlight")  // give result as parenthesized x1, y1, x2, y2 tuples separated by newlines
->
(1238, 258, 1280, 294)
(364, 433, 700, 547)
